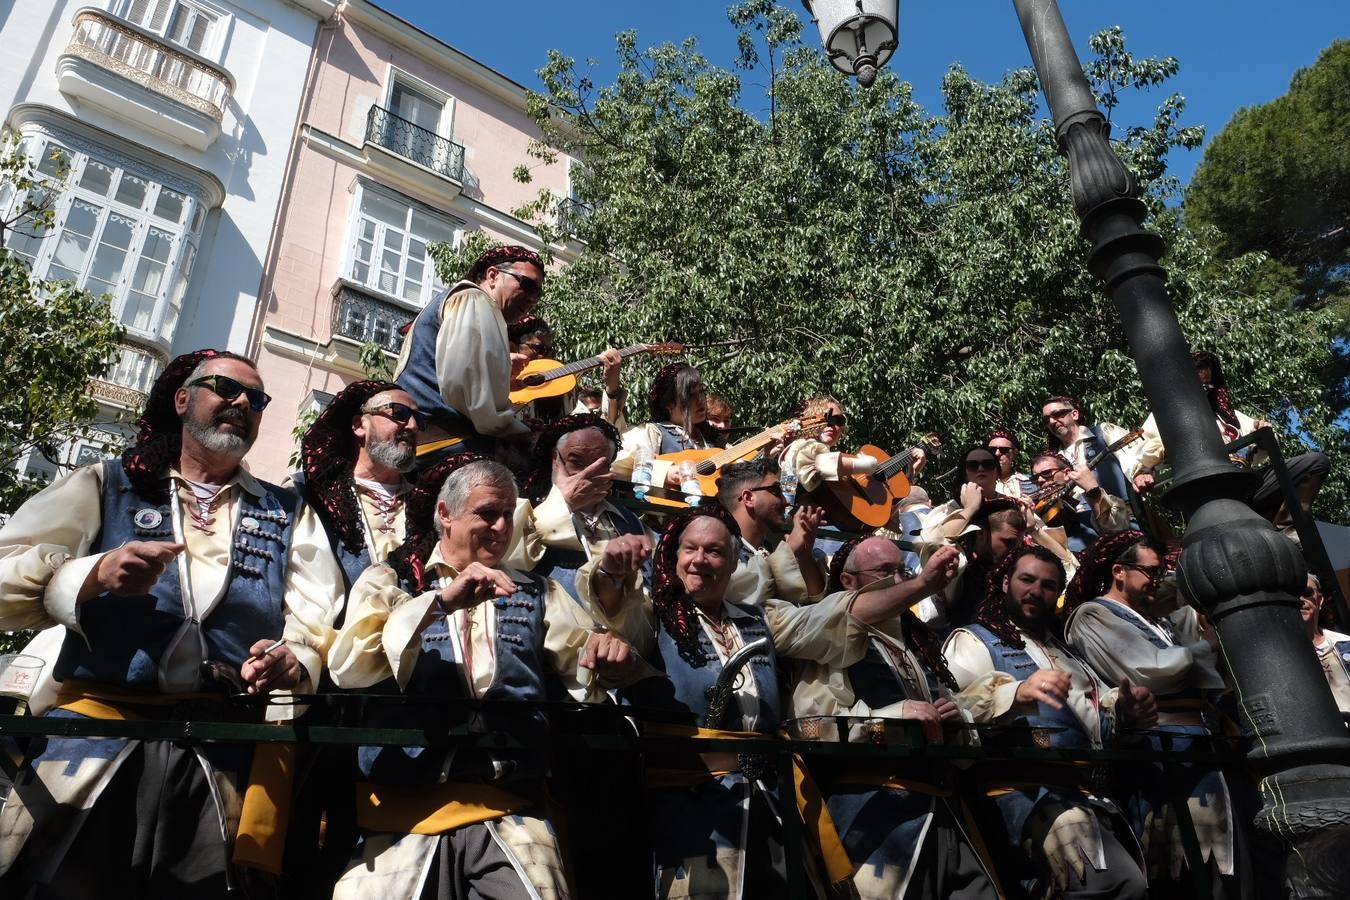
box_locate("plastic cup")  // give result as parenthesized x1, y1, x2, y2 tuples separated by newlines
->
(0, 654, 44, 699)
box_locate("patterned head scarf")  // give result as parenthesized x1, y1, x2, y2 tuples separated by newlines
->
(123, 349, 227, 498)
(652, 505, 742, 668)
(466, 245, 545, 285)
(1064, 529, 1150, 611)
(299, 379, 401, 554)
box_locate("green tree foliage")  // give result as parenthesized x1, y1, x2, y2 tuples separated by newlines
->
(1186, 39, 1350, 314)
(433, 4, 1345, 520)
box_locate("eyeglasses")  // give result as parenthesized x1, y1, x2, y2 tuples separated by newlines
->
(1120, 563, 1165, 581)
(362, 401, 428, 430)
(1031, 467, 1065, 483)
(495, 267, 541, 297)
(746, 484, 784, 498)
(189, 375, 271, 412)
(1042, 407, 1074, 421)
(854, 564, 913, 581)
(965, 458, 997, 473)
(989, 446, 1014, 455)
(1302, 585, 1322, 599)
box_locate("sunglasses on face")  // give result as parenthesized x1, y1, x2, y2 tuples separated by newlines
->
(1032, 467, 1065, 483)
(1120, 562, 1165, 581)
(989, 446, 1014, 455)
(965, 458, 997, 473)
(495, 267, 541, 297)
(747, 484, 784, 498)
(189, 375, 271, 412)
(1303, 585, 1322, 599)
(363, 401, 428, 430)
(1043, 407, 1074, 421)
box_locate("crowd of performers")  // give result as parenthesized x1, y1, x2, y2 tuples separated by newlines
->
(0, 244, 1343, 900)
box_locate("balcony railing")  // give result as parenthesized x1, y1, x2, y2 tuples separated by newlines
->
(333, 283, 413, 355)
(64, 8, 233, 123)
(556, 198, 593, 235)
(365, 105, 465, 183)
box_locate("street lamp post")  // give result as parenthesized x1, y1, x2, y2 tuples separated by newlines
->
(801, 0, 1350, 893)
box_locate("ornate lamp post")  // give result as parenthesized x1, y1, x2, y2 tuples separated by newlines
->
(800, 0, 1350, 893)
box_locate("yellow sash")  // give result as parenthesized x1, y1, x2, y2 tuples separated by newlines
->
(641, 723, 857, 886)
(54, 679, 296, 876)
(416, 437, 466, 457)
(354, 781, 531, 835)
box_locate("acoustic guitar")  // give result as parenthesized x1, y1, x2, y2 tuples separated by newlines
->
(511, 342, 684, 407)
(656, 412, 842, 499)
(1032, 428, 1144, 523)
(810, 434, 943, 531)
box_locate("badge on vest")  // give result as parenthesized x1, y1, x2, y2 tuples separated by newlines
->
(1342, 652, 1350, 663)
(133, 508, 163, 530)
(241, 516, 260, 531)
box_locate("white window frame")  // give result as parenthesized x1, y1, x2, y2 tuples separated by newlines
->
(112, 0, 229, 61)
(382, 66, 455, 140)
(342, 182, 458, 311)
(1, 134, 205, 349)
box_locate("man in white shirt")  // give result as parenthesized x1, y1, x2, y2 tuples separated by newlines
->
(1301, 572, 1350, 717)
(717, 456, 827, 605)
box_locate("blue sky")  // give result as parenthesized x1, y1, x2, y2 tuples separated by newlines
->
(380, 1, 1345, 186)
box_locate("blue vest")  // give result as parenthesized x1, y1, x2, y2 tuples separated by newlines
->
(1057, 496, 1101, 556)
(536, 503, 646, 604)
(1333, 637, 1350, 683)
(358, 570, 552, 786)
(963, 624, 1097, 749)
(653, 422, 700, 454)
(622, 602, 780, 733)
(846, 638, 943, 711)
(54, 460, 295, 690)
(1079, 425, 1132, 502)
(393, 282, 479, 437)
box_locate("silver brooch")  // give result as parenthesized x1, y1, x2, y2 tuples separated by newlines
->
(241, 516, 260, 530)
(133, 508, 163, 529)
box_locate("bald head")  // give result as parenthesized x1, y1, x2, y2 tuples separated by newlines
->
(841, 537, 904, 591)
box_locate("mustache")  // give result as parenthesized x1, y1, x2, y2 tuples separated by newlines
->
(212, 408, 247, 428)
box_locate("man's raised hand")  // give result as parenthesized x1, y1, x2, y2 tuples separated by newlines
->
(437, 562, 517, 614)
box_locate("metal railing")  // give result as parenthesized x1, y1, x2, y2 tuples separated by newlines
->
(555, 197, 592, 235)
(332, 283, 412, 354)
(364, 105, 465, 183)
(63, 8, 233, 123)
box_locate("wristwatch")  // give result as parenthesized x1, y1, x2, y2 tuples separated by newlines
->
(605, 387, 627, 400)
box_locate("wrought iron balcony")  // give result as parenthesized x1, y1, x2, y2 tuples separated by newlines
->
(556, 198, 593, 235)
(332, 283, 412, 354)
(365, 105, 465, 184)
(62, 8, 233, 124)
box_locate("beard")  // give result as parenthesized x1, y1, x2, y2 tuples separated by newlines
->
(367, 432, 417, 472)
(184, 402, 253, 457)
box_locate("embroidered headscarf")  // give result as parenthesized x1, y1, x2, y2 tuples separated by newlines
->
(652, 505, 742, 668)
(1063, 529, 1151, 611)
(465, 244, 545, 285)
(973, 544, 1068, 649)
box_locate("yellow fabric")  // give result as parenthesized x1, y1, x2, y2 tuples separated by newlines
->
(233, 740, 296, 874)
(52, 680, 296, 876)
(826, 773, 951, 797)
(354, 781, 530, 835)
(416, 437, 466, 457)
(641, 723, 857, 886)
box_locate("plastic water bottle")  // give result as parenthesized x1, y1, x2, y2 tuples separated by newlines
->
(678, 461, 702, 508)
(632, 448, 653, 500)
(780, 470, 798, 517)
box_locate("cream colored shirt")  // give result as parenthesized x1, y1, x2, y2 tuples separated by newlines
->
(944, 624, 1119, 748)
(0, 462, 343, 696)
(354, 479, 409, 563)
(327, 543, 608, 702)
(503, 486, 637, 571)
(726, 538, 825, 607)
(1066, 599, 1225, 697)
(1134, 410, 1263, 475)
(780, 437, 842, 494)
(1314, 629, 1350, 716)
(393, 280, 528, 439)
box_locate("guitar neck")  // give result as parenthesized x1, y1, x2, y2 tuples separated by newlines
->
(706, 429, 778, 468)
(539, 343, 651, 383)
(1083, 434, 1140, 471)
(875, 447, 916, 480)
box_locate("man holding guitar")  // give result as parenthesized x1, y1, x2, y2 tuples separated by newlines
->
(508, 314, 628, 427)
(1028, 451, 1133, 555)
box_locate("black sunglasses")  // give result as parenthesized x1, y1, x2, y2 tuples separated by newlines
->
(965, 458, 997, 472)
(747, 484, 784, 498)
(363, 401, 428, 430)
(989, 446, 1014, 455)
(1120, 562, 1165, 581)
(1042, 407, 1075, 421)
(189, 374, 271, 412)
(1032, 467, 1065, 482)
(495, 267, 541, 297)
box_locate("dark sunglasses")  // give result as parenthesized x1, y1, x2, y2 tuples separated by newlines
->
(189, 374, 271, 412)
(1042, 407, 1074, 421)
(989, 446, 1014, 455)
(965, 458, 997, 472)
(495, 267, 541, 297)
(747, 484, 784, 498)
(1120, 562, 1165, 581)
(1302, 585, 1322, 599)
(363, 401, 428, 430)
(1032, 467, 1065, 482)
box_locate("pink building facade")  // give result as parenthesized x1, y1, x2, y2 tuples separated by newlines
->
(248, 0, 577, 481)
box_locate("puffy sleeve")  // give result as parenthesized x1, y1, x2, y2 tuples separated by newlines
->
(943, 628, 1023, 722)
(328, 563, 439, 690)
(433, 287, 530, 437)
(280, 503, 346, 692)
(0, 464, 106, 636)
(764, 592, 866, 667)
(1134, 413, 1165, 473)
(782, 438, 841, 493)
(1066, 603, 1224, 696)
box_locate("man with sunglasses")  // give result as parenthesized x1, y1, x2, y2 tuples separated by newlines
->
(0, 349, 343, 894)
(1299, 574, 1350, 717)
(1028, 450, 1132, 556)
(1041, 397, 1136, 504)
(716, 457, 827, 605)
(394, 244, 545, 462)
(1064, 532, 1233, 887)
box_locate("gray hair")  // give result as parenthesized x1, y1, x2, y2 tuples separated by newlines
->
(1309, 572, 1322, 590)
(184, 351, 258, 386)
(437, 460, 518, 525)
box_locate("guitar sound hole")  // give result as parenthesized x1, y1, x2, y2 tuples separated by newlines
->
(523, 374, 547, 386)
(696, 461, 716, 476)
